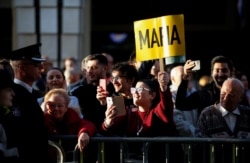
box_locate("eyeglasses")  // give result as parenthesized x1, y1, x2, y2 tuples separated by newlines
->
(110, 75, 126, 82)
(46, 102, 65, 109)
(130, 87, 151, 94)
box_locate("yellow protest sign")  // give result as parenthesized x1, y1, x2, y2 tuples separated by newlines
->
(134, 14, 186, 63)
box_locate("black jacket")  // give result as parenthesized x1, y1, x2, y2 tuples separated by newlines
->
(70, 82, 115, 130)
(11, 83, 48, 163)
(175, 80, 220, 114)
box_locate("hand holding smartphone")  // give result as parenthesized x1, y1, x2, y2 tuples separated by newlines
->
(106, 97, 113, 108)
(192, 60, 200, 71)
(106, 96, 126, 117)
(99, 79, 106, 90)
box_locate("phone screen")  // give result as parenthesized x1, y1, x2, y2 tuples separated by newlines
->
(99, 79, 106, 90)
(106, 97, 113, 108)
(192, 60, 200, 71)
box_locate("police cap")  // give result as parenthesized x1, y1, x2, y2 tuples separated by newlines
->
(10, 43, 45, 62)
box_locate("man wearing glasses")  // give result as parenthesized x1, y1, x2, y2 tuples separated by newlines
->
(9, 43, 48, 163)
(96, 61, 139, 119)
(96, 62, 139, 163)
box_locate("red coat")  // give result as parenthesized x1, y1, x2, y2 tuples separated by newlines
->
(101, 88, 177, 137)
(44, 108, 96, 137)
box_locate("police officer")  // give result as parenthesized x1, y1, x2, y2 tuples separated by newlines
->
(9, 43, 48, 163)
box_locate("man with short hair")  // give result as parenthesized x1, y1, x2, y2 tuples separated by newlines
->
(70, 53, 115, 163)
(197, 77, 250, 137)
(101, 53, 114, 78)
(71, 53, 115, 126)
(9, 43, 48, 163)
(170, 65, 198, 137)
(96, 61, 139, 163)
(63, 56, 78, 72)
(32, 55, 53, 96)
(175, 55, 234, 114)
(64, 67, 81, 92)
(175, 55, 234, 163)
(196, 78, 250, 162)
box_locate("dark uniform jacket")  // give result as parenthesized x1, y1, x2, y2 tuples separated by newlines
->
(11, 83, 48, 163)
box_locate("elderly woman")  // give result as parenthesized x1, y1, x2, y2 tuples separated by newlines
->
(43, 88, 96, 162)
(101, 71, 184, 163)
(38, 67, 83, 118)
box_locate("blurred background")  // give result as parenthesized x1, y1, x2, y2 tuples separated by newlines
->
(0, 0, 249, 76)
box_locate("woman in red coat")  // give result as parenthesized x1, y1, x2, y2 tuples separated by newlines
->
(101, 71, 184, 163)
(43, 88, 96, 162)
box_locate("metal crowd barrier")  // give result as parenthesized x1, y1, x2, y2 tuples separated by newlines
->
(48, 140, 65, 163)
(49, 135, 250, 163)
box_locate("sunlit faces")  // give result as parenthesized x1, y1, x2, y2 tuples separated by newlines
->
(212, 63, 231, 87)
(110, 71, 131, 93)
(46, 69, 65, 90)
(132, 81, 154, 106)
(0, 88, 15, 107)
(64, 57, 77, 71)
(86, 60, 106, 82)
(130, 87, 150, 94)
(220, 79, 244, 111)
(19, 61, 43, 82)
(46, 94, 67, 120)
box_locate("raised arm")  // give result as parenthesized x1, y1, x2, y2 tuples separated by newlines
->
(154, 71, 174, 123)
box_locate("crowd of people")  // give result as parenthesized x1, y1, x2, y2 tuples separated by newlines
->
(1, 42, 250, 163)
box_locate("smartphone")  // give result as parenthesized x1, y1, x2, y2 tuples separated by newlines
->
(99, 78, 107, 90)
(192, 60, 200, 71)
(106, 97, 113, 108)
(106, 96, 126, 117)
(113, 96, 126, 117)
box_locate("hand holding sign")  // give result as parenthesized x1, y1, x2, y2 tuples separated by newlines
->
(158, 71, 170, 92)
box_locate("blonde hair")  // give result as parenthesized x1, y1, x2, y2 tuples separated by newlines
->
(44, 88, 70, 105)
